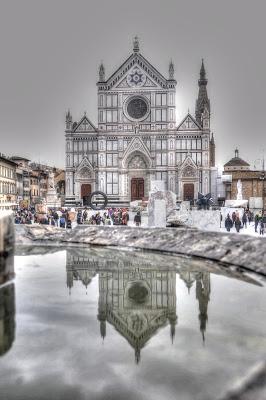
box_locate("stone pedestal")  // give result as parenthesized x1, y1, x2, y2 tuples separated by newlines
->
(148, 190, 176, 227)
(224, 199, 248, 208)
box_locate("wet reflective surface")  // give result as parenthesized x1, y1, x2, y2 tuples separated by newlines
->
(0, 246, 266, 400)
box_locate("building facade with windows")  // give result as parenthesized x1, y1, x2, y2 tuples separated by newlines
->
(65, 38, 215, 206)
(0, 155, 17, 209)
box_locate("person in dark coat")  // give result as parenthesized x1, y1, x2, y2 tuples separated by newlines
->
(235, 217, 242, 233)
(242, 212, 247, 228)
(66, 218, 72, 229)
(134, 211, 141, 227)
(231, 211, 236, 226)
(255, 213, 260, 233)
(225, 214, 233, 232)
(259, 219, 265, 235)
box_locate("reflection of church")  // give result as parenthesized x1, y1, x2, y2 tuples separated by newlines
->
(65, 37, 215, 207)
(66, 249, 211, 362)
(98, 268, 177, 363)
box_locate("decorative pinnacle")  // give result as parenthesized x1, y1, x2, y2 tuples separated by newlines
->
(169, 59, 174, 79)
(200, 59, 206, 78)
(133, 36, 139, 53)
(99, 62, 105, 81)
(66, 109, 72, 122)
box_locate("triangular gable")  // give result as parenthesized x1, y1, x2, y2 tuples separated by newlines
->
(122, 136, 152, 168)
(177, 113, 202, 131)
(181, 154, 197, 168)
(74, 115, 97, 133)
(113, 64, 161, 90)
(105, 53, 168, 90)
(107, 308, 169, 352)
(76, 156, 94, 173)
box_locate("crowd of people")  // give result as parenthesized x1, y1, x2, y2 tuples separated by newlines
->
(14, 207, 143, 228)
(14, 207, 74, 228)
(13, 205, 266, 235)
(76, 208, 130, 226)
(224, 208, 265, 235)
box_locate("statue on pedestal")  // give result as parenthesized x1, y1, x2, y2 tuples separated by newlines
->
(48, 172, 55, 191)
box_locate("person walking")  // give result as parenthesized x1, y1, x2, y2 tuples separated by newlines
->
(66, 218, 72, 229)
(259, 219, 265, 235)
(255, 213, 260, 233)
(59, 215, 66, 228)
(242, 212, 247, 228)
(232, 211, 236, 226)
(225, 214, 233, 232)
(53, 211, 59, 227)
(235, 217, 242, 233)
(134, 211, 141, 227)
(83, 209, 88, 222)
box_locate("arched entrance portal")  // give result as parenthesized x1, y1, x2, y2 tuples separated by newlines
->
(183, 183, 194, 202)
(81, 184, 91, 206)
(131, 178, 144, 201)
(127, 153, 148, 201)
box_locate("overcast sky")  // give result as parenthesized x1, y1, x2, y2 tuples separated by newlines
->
(0, 0, 265, 169)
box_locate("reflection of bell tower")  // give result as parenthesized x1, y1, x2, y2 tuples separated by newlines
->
(66, 269, 73, 294)
(196, 272, 210, 342)
(169, 311, 178, 344)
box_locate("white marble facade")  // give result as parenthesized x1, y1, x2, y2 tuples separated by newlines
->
(65, 38, 215, 207)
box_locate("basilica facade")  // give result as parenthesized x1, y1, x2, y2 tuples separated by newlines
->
(65, 37, 215, 206)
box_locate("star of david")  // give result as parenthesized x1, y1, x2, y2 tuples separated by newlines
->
(129, 71, 143, 84)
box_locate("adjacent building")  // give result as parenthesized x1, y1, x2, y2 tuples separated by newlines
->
(65, 37, 215, 207)
(223, 149, 266, 211)
(0, 155, 17, 210)
(0, 155, 65, 207)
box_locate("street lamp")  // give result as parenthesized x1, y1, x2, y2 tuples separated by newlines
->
(255, 154, 265, 216)
(260, 157, 265, 217)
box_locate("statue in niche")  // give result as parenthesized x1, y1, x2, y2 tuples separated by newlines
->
(182, 165, 196, 178)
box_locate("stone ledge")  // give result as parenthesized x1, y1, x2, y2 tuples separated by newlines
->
(15, 225, 266, 275)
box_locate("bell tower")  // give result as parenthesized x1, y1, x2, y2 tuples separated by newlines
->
(195, 60, 210, 127)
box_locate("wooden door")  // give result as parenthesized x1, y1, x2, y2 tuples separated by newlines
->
(131, 178, 144, 201)
(81, 184, 91, 206)
(183, 183, 194, 202)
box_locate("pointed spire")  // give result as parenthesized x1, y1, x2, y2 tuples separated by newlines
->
(200, 59, 206, 80)
(100, 320, 106, 340)
(169, 60, 174, 79)
(235, 148, 239, 158)
(66, 109, 72, 122)
(65, 110, 72, 130)
(195, 59, 210, 125)
(99, 62, 105, 81)
(133, 36, 139, 53)
(135, 347, 141, 364)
